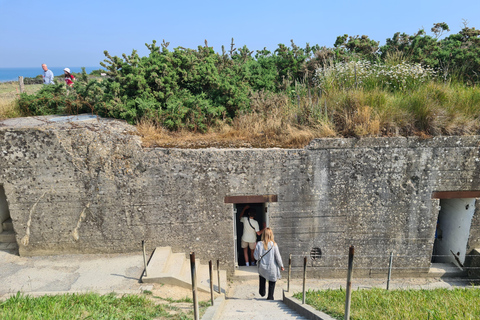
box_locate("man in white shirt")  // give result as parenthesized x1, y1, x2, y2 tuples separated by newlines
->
(239, 205, 265, 266)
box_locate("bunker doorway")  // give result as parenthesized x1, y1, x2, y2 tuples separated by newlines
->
(0, 184, 15, 253)
(431, 197, 475, 266)
(235, 203, 268, 267)
(0, 185, 11, 232)
(224, 194, 277, 269)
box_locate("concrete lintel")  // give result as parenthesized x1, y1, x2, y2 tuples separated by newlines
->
(224, 195, 278, 204)
(432, 191, 480, 199)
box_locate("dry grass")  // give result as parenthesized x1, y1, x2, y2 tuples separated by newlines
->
(137, 119, 331, 149)
(0, 82, 42, 119)
(138, 90, 337, 149)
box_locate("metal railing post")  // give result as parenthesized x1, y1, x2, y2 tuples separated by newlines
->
(142, 240, 147, 278)
(190, 252, 199, 320)
(387, 251, 393, 290)
(209, 260, 214, 306)
(217, 259, 221, 294)
(287, 254, 292, 292)
(344, 246, 355, 320)
(302, 256, 307, 304)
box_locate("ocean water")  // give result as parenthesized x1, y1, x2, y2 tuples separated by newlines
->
(0, 67, 101, 82)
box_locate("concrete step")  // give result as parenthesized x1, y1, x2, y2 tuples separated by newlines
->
(428, 262, 467, 278)
(232, 265, 260, 280)
(142, 246, 227, 294)
(144, 246, 172, 275)
(2, 218, 13, 232)
(163, 252, 188, 276)
(0, 230, 15, 243)
(0, 241, 18, 254)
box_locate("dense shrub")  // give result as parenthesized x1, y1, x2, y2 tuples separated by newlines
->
(16, 22, 480, 135)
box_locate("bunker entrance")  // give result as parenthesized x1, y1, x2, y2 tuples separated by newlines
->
(235, 203, 268, 267)
(0, 184, 16, 253)
(0, 185, 11, 233)
(224, 194, 277, 270)
(431, 193, 477, 269)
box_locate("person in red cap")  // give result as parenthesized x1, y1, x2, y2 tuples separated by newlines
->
(63, 68, 75, 87)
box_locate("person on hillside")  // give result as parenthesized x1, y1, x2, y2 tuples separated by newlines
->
(239, 205, 265, 266)
(254, 228, 284, 300)
(63, 68, 75, 87)
(42, 64, 54, 85)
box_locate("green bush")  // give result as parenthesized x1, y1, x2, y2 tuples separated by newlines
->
(16, 23, 480, 134)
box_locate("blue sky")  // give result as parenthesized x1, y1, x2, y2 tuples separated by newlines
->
(1, 0, 479, 68)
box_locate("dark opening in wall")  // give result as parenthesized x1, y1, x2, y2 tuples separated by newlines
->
(0, 185, 11, 233)
(235, 203, 268, 266)
(226, 195, 278, 268)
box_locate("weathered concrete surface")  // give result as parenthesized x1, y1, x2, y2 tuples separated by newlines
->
(0, 250, 146, 299)
(1, 115, 480, 278)
(464, 248, 480, 279)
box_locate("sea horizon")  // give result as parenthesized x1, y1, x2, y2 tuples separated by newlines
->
(0, 67, 102, 82)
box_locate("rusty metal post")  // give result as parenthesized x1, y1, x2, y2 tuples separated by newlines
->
(217, 259, 221, 293)
(142, 240, 147, 278)
(287, 254, 292, 292)
(387, 251, 393, 290)
(190, 252, 199, 320)
(302, 256, 307, 304)
(209, 260, 214, 306)
(344, 246, 355, 320)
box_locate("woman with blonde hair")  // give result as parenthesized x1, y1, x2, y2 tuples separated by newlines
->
(254, 228, 284, 300)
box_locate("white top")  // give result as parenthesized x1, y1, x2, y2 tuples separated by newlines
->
(241, 217, 259, 243)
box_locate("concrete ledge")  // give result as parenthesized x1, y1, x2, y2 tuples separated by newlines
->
(283, 290, 337, 320)
(201, 294, 225, 320)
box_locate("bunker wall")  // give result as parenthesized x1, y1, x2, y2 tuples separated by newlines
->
(1, 119, 480, 277)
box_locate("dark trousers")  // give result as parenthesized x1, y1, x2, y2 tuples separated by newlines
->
(259, 275, 276, 300)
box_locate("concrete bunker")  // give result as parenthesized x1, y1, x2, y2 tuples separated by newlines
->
(3, 116, 480, 278)
(224, 195, 277, 268)
(431, 191, 480, 270)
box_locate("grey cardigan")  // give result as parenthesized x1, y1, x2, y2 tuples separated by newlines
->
(254, 241, 284, 282)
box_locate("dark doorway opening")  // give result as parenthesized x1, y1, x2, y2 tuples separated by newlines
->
(0, 185, 11, 233)
(235, 203, 268, 267)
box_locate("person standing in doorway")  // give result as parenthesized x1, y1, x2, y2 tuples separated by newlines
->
(254, 228, 284, 300)
(239, 205, 264, 266)
(42, 64, 55, 85)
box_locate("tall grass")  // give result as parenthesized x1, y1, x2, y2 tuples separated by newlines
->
(0, 82, 41, 119)
(314, 59, 436, 93)
(295, 287, 480, 320)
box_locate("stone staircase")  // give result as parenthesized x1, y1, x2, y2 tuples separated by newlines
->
(141, 247, 227, 294)
(0, 218, 18, 253)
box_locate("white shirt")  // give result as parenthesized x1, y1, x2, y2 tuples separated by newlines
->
(241, 217, 259, 243)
